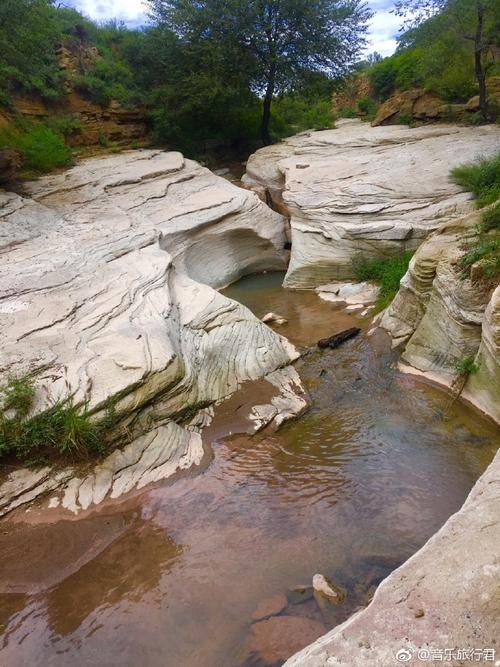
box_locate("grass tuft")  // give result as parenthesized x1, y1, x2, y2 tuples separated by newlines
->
(451, 154, 500, 282)
(450, 153, 500, 209)
(455, 355, 480, 377)
(0, 375, 118, 465)
(0, 122, 73, 174)
(353, 250, 414, 310)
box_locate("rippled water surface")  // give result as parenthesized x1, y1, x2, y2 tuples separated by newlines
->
(0, 272, 498, 667)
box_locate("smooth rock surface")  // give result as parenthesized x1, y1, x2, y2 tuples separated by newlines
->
(251, 593, 288, 621)
(243, 120, 500, 287)
(316, 281, 379, 306)
(0, 150, 297, 513)
(286, 448, 500, 667)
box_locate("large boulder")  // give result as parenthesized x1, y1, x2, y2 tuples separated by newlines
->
(0, 150, 297, 512)
(243, 120, 500, 288)
(371, 89, 448, 126)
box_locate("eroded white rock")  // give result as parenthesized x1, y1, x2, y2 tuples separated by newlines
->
(244, 120, 500, 287)
(262, 312, 288, 325)
(0, 150, 297, 514)
(249, 366, 308, 432)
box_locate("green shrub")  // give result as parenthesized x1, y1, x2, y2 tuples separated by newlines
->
(450, 153, 500, 208)
(0, 375, 117, 464)
(397, 113, 414, 126)
(357, 97, 377, 119)
(480, 202, 500, 232)
(0, 123, 73, 173)
(271, 95, 335, 136)
(98, 130, 108, 147)
(338, 106, 357, 118)
(353, 250, 414, 310)
(368, 59, 398, 101)
(455, 355, 480, 376)
(74, 74, 112, 107)
(47, 115, 82, 137)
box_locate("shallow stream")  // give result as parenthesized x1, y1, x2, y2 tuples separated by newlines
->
(0, 272, 498, 666)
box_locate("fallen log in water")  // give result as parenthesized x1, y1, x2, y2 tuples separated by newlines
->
(318, 327, 361, 349)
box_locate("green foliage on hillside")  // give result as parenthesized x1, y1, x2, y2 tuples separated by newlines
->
(354, 251, 414, 310)
(365, 0, 500, 106)
(0, 122, 73, 172)
(0, 1, 362, 162)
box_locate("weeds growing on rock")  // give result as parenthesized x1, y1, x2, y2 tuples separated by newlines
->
(450, 153, 500, 208)
(455, 355, 480, 377)
(452, 155, 500, 282)
(353, 250, 414, 310)
(0, 375, 117, 465)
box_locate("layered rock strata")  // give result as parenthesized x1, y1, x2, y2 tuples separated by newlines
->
(243, 120, 500, 287)
(380, 211, 500, 423)
(0, 150, 298, 513)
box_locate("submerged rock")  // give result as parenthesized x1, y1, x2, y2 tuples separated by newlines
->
(286, 448, 500, 667)
(251, 592, 288, 621)
(243, 615, 326, 665)
(244, 120, 500, 287)
(312, 574, 346, 604)
(262, 311, 288, 325)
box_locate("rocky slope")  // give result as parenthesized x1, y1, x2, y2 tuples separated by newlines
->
(380, 211, 500, 423)
(0, 42, 148, 150)
(243, 120, 500, 287)
(0, 150, 301, 514)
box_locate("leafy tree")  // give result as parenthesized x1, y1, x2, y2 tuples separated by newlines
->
(394, 0, 500, 119)
(146, 0, 372, 144)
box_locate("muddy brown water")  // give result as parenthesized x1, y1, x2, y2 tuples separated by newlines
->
(0, 272, 498, 667)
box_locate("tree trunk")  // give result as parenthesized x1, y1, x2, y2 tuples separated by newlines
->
(261, 73, 275, 146)
(474, 1, 487, 120)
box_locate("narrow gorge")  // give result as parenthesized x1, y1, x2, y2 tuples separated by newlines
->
(0, 120, 499, 666)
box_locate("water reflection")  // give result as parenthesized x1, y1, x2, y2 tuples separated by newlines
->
(0, 272, 498, 667)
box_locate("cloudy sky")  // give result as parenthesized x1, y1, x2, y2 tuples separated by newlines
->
(65, 0, 401, 57)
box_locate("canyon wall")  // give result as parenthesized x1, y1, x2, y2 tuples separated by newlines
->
(380, 211, 500, 423)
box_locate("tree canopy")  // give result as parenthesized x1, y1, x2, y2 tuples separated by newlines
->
(147, 0, 371, 143)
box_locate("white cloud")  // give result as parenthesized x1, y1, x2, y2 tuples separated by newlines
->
(66, 0, 149, 24)
(366, 6, 402, 57)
